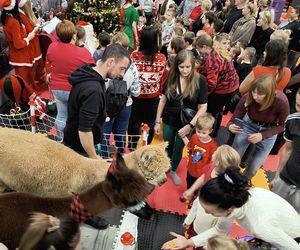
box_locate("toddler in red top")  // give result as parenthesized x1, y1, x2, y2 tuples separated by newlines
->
(182, 112, 218, 189)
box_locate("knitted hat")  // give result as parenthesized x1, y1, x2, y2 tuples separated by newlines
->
(0, 0, 16, 10)
(18, 0, 27, 8)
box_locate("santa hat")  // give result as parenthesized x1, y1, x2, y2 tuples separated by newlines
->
(18, 0, 27, 8)
(0, 0, 16, 10)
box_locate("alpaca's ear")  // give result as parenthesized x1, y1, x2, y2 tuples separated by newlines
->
(108, 150, 127, 174)
(159, 142, 168, 149)
(115, 150, 127, 170)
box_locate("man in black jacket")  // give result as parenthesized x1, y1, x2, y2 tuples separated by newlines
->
(63, 44, 130, 229)
(64, 44, 130, 159)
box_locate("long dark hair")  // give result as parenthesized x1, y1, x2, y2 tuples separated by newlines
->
(139, 26, 159, 62)
(199, 167, 251, 209)
(1, 0, 21, 26)
(263, 39, 288, 84)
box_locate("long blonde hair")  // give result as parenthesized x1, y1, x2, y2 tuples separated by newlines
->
(164, 49, 200, 99)
(22, 0, 38, 25)
(246, 74, 276, 111)
(259, 9, 275, 27)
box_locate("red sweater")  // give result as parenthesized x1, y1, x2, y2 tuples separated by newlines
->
(227, 92, 290, 139)
(131, 51, 166, 99)
(201, 50, 239, 95)
(187, 134, 218, 178)
(46, 42, 94, 91)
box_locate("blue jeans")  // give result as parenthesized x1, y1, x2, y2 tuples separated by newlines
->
(232, 113, 277, 179)
(52, 90, 69, 139)
(100, 105, 132, 158)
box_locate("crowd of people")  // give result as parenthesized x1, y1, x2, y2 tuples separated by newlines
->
(0, 0, 300, 248)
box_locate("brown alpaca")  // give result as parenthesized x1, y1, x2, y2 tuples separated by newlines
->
(0, 153, 150, 250)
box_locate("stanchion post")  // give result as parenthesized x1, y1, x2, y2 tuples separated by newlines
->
(141, 123, 150, 146)
(29, 99, 36, 133)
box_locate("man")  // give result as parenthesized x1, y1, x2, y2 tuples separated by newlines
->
(64, 43, 130, 159)
(63, 44, 130, 229)
(270, 88, 300, 213)
(223, 0, 246, 33)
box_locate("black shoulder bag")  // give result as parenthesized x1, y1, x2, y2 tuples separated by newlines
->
(178, 82, 197, 126)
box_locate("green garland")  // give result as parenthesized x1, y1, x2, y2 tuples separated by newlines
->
(70, 0, 120, 34)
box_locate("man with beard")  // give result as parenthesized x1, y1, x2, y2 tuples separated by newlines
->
(63, 43, 130, 229)
(64, 43, 130, 160)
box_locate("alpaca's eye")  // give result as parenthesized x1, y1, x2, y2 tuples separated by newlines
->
(146, 176, 154, 181)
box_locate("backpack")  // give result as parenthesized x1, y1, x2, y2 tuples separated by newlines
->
(105, 77, 128, 118)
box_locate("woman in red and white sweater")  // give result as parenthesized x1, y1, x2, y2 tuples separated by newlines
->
(128, 26, 166, 149)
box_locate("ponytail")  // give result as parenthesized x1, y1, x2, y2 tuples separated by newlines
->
(199, 167, 251, 209)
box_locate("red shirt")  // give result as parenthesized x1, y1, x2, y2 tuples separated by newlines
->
(187, 134, 218, 178)
(189, 5, 202, 21)
(46, 42, 94, 91)
(252, 66, 291, 92)
(131, 51, 166, 99)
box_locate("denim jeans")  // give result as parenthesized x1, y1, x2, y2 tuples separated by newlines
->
(100, 105, 132, 158)
(163, 123, 185, 172)
(52, 90, 69, 139)
(232, 113, 277, 179)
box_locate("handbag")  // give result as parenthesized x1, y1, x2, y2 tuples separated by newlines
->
(178, 81, 196, 126)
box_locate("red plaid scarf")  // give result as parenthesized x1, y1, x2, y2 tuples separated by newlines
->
(69, 193, 92, 223)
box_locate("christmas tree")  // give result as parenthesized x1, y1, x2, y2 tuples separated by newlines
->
(70, 0, 121, 34)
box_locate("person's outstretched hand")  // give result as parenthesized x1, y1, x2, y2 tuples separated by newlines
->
(161, 232, 190, 250)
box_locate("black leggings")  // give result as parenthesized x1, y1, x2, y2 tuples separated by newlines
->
(127, 96, 159, 149)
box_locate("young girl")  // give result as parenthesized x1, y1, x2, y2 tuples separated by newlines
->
(182, 145, 241, 200)
(207, 235, 249, 250)
(229, 74, 290, 179)
(154, 49, 208, 185)
(162, 167, 300, 250)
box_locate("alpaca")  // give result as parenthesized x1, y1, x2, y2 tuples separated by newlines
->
(0, 127, 170, 196)
(0, 152, 150, 250)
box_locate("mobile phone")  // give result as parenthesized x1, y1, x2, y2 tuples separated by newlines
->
(234, 118, 244, 128)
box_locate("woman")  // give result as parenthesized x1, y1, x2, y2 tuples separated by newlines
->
(100, 32, 140, 157)
(20, 0, 45, 90)
(217, 0, 235, 21)
(229, 75, 289, 179)
(1, 0, 36, 86)
(248, 10, 274, 66)
(162, 167, 300, 250)
(229, 1, 257, 48)
(128, 26, 166, 149)
(280, 6, 300, 69)
(240, 39, 291, 95)
(154, 49, 207, 185)
(195, 33, 239, 138)
(120, 0, 139, 51)
(46, 20, 94, 139)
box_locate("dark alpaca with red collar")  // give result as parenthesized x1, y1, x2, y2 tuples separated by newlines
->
(0, 152, 150, 250)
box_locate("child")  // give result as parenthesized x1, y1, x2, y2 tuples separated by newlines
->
(236, 47, 256, 83)
(182, 146, 241, 249)
(184, 31, 198, 58)
(93, 32, 111, 62)
(207, 235, 250, 250)
(181, 113, 218, 190)
(182, 145, 241, 200)
(161, 8, 176, 56)
(137, 15, 147, 44)
(167, 35, 185, 55)
(202, 12, 216, 37)
(230, 43, 241, 68)
(75, 26, 87, 48)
